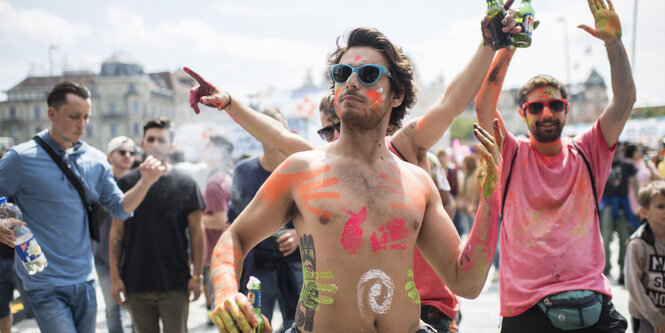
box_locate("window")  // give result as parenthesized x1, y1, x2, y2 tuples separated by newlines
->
(133, 122, 140, 136)
(110, 122, 118, 136)
(109, 103, 116, 115)
(9, 126, 17, 138)
(132, 101, 139, 114)
(9, 107, 16, 119)
(34, 106, 41, 119)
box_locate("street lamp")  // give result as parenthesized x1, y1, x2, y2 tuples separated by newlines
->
(631, 0, 638, 72)
(557, 17, 572, 88)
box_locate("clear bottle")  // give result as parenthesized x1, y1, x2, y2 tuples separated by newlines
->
(515, 0, 535, 48)
(0, 196, 48, 275)
(246, 276, 265, 333)
(485, 0, 515, 50)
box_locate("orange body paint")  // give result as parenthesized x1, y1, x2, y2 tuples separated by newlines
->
(366, 90, 383, 112)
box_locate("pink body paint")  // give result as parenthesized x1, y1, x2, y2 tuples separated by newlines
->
(370, 219, 408, 252)
(354, 55, 362, 61)
(340, 207, 367, 254)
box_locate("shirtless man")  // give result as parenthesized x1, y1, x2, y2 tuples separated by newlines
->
(205, 27, 503, 333)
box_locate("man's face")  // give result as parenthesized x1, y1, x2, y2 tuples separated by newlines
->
(332, 46, 402, 131)
(48, 94, 91, 146)
(520, 86, 568, 143)
(108, 143, 136, 170)
(318, 111, 341, 143)
(141, 128, 172, 162)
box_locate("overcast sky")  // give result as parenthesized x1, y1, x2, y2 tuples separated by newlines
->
(1, 0, 663, 107)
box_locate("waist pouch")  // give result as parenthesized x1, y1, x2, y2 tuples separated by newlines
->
(537, 290, 602, 331)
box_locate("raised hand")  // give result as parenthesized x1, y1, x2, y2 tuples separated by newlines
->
(473, 118, 505, 202)
(578, 0, 622, 44)
(183, 67, 231, 114)
(481, 0, 522, 49)
(138, 155, 166, 186)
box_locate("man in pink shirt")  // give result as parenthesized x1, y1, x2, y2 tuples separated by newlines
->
(475, 0, 635, 331)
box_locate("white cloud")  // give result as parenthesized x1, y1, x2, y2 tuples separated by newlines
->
(0, 1, 91, 45)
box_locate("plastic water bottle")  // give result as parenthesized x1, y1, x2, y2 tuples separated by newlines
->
(0, 196, 48, 275)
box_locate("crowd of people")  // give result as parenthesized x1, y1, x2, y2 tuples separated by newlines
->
(2, 0, 665, 332)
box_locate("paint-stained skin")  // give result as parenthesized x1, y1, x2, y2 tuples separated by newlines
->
(257, 160, 340, 220)
(210, 245, 242, 305)
(370, 218, 409, 252)
(297, 234, 337, 332)
(357, 269, 395, 319)
(366, 90, 383, 112)
(404, 269, 420, 304)
(340, 206, 367, 254)
(379, 161, 430, 212)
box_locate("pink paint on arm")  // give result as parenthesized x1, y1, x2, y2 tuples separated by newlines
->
(340, 206, 367, 254)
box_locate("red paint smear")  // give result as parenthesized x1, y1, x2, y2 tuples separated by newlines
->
(334, 88, 341, 107)
(354, 55, 362, 61)
(366, 90, 383, 112)
(417, 117, 428, 130)
(340, 206, 367, 254)
(371, 218, 408, 252)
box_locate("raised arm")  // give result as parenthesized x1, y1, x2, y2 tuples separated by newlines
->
(209, 158, 300, 331)
(417, 121, 503, 298)
(390, 0, 520, 167)
(578, 0, 636, 148)
(475, 47, 515, 132)
(184, 67, 314, 157)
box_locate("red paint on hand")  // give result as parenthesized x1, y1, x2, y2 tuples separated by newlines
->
(183, 66, 218, 114)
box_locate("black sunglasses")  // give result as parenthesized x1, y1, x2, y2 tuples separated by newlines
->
(117, 149, 136, 156)
(317, 122, 341, 142)
(330, 64, 391, 86)
(522, 98, 568, 115)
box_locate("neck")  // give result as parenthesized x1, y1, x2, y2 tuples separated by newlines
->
(259, 149, 286, 172)
(651, 223, 665, 242)
(112, 166, 130, 179)
(48, 129, 75, 150)
(336, 124, 390, 164)
(529, 136, 563, 156)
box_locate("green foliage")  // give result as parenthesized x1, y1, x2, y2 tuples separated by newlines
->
(450, 117, 476, 140)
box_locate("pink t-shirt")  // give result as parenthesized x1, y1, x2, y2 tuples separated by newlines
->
(203, 171, 232, 267)
(499, 120, 615, 317)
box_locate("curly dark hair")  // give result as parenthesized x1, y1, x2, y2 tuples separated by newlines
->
(328, 27, 417, 133)
(518, 74, 568, 107)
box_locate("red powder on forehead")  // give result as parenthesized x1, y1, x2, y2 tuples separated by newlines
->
(354, 55, 362, 61)
(366, 90, 383, 112)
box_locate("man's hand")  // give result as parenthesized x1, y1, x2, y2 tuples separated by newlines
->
(188, 277, 203, 302)
(474, 118, 505, 203)
(138, 155, 166, 186)
(578, 0, 622, 44)
(0, 218, 25, 247)
(111, 277, 127, 305)
(211, 293, 273, 333)
(277, 229, 298, 256)
(480, 0, 522, 49)
(183, 67, 231, 114)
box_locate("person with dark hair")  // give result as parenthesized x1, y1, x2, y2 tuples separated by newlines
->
(201, 27, 504, 332)
(475, 0, 635, 330)
(184, 7, 520, 331)
(0, 81, 165, 332)
(200, 133, 234, 325)
(109, 117, 206, 333)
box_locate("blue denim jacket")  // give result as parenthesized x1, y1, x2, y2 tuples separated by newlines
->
(0, 130, 130, 290)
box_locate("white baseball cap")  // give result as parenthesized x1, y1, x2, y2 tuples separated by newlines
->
(107, 136, 137, 154)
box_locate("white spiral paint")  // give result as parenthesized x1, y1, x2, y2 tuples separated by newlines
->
(357, 269, 394, 319)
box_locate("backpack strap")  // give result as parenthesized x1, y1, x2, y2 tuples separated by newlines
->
(500, 146, 519, 223)
(573, 142, 599, 216)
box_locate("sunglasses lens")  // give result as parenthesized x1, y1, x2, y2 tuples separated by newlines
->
(528, 102, 544, 114)
(332, 65, 352, 83)
(358, 66, 380, 85)
(550, 100, 565, 112)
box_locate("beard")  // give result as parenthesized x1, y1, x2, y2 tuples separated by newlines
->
(530, 118, 564, 143)
(337, 92, 389, 131)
